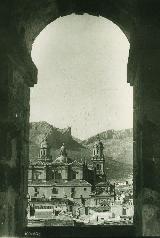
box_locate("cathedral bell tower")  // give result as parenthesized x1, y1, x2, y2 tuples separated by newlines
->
(92, 137, 105, 175)
(38, 138, 49, 161)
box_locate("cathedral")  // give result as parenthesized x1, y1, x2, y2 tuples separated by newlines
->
(28, 138, 107, 185)
(28, 137, 115, 204)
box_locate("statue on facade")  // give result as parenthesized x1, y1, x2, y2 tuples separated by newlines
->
(96, 135, 104, 157)
(60, 143, 67, 157)
(98, 139, 104, 158)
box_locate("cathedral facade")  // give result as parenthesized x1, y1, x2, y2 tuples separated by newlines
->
(28, 138, 107, 184)
(28, 138, 115, 205)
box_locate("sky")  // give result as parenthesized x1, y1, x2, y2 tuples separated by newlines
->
(30, 13, 132, 140)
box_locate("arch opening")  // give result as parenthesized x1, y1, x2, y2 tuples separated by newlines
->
(28, 13, 133, 227)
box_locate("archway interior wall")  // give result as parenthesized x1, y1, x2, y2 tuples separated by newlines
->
(0, 0, 137, 236)
(1, 0, 160, 236)
(20, 0, 132, 233)
(14, 0, 131, 54)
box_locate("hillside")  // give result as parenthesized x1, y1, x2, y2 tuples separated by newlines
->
(83, 129, 133, 165)
(29, 122, 133, 180)
(29, 121, 84, 162)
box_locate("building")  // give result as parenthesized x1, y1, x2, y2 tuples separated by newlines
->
(94, 191, 115, 206)
(28, 179, 92, 204)
(28, 137, 112, 187)
(92, 139, 105, 175)
(28, 137, 116, 223)
(28, 138, 52, 182)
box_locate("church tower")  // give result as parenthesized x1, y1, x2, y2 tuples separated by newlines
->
(92, 137, 105, 175)
(38, 138, 49, 161)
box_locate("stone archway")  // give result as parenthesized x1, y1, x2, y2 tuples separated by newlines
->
(1, 0, 160, 237)
(0, 1, 134, 236)
(15, 0, 133, 51)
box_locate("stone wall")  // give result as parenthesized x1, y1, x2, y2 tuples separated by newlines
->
(0, 58, 31, 235)
(1, 0, 160, 236)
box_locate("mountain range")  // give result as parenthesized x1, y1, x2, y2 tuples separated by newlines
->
(29, 121, 133, 180)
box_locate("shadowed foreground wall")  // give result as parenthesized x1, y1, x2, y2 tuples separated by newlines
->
(0, 0, 160, 236)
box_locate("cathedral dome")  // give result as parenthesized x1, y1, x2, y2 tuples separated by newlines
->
(54, 155, 67, 164)
(54, 155, 73, 164)
(53, 143, 73, 164)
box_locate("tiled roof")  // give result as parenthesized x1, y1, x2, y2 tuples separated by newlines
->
(71, 160, 83, 167)
(60, 179, 92, 187)
(100, 200, 111, 206)
(96, 181, 110, 187)
(29, 160, 52, 166)
(28, 179, 92, 187)
(28, 180, 52, 186)
(95, 191, 114, 197)
(90, 205, 110, 212)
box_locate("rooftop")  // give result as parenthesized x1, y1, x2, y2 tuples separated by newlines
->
(90, 205, 110, 212)
(29, 160, 52, 166)
(95, 191, 114, 197)
(96, 181, 110, 187)
(52, 156, 73, 165)
(28, 179, 92, 187)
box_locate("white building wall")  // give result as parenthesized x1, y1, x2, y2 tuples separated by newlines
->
(28, 186, 35, 196)
(75, 169, 83, 180)
(111, 204, 123, 216)
(28, 169, 32, 181)
(28, 185, 92, 200)
(51, 186, 92, 199)
(28, 186, 52, 198)
(61, 168, 68, 180)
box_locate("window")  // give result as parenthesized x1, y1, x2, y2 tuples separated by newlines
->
(52, 187, 58, 194)
(34, 171, 41, 180)
(97, 164, 100, 170)
(55, 171, 62, 180)
(84, 188, 87, 191)
(34, 187, 39, 197)
(71, 187, 75, 193)
(71, 187, 75, 198)
(72, 171, 76, 179)
(85, 207, 89, 215)
(123, 208, 127, 215)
